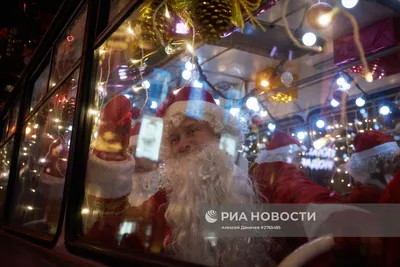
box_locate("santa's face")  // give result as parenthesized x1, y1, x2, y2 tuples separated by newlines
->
(162, 124, 268, 266)
(167, 118, 218, 157)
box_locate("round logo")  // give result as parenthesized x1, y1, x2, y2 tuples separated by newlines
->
(205, 210, 218, 223)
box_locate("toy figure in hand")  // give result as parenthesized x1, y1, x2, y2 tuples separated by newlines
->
(347, 130, 400, 203)
(85, 95, 136, 215)
(127, 122, 164, 206)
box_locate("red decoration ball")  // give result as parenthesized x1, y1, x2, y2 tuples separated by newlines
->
(251, 114, 263, 126)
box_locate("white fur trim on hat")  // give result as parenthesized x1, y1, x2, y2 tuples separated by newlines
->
(38, 172, 65, 200)
(347, 141, 400, 184)
(85, 153, 135, 199)
(256, 144, 303, 164)
(164, 100, 245, 141)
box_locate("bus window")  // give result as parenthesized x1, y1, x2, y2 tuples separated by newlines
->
(0, 138, 14, 216)
(78, 1, 400, 266)
(49, 8, 87, 91)
(7, 98, 20, 138)
(109, 0, 132, 23)
(10, 69, 79, 236)
(31, 64, 50, 113)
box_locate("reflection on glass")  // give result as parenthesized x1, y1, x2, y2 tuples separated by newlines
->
(109, 0, 131, 23)
(11, 70, 78, 235)
(81, 1, 400, 266)
(0, 138, 14, 215)
(31, 64, 50, 112)
(7, 98, 20, 137)
(50, 8, 87, 89)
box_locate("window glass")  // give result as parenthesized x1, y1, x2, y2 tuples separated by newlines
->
(31, 64, 50, 113)
(49, 8, 87, 90)
(81, 1, 400, 266)
(7, 98, 20, 137)
(0, 137, 14, 215)
(10, 70, 78, 236)
(109, 0, 133, 23)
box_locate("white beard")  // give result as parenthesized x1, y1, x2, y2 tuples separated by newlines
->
(129, 170, 162, 206)
(163, 142, 274, 267)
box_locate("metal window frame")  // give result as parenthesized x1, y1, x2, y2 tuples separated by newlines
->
(1, 0, 88, 249)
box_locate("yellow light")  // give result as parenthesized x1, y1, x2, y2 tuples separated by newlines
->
(127, 27, 134, 35)
(318, 14, 332, 27)
(88, 109, 99, 116)
(165, 7, 170, 18)
(81, 208, 90, 214)
(186, 42, 194, 53)
(25, 127, 32, 135)
(27, 206, 33, 210)
(261, 80, 269, 87)
(365, 72, 373, 82)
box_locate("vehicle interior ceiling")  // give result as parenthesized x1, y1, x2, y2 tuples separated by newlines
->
(161, 0, 398, 120)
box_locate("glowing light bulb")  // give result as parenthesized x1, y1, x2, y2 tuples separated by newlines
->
(302, 32, 317, 47)
(261, 80, 269, 87)
(355, 97, 365, 107)
(331, 99, 339, 107)
(268, 123, 276, 131)
(230, 108, 240, 116)
(142, 80, 150, 89)
(316, 119, 325, 129)
(185, 61, 195, 70)
(341, 0, 359, 9)
(379, 106, 390, 115)
(182, 70, 192, 80)
(246, 97, 259, 111)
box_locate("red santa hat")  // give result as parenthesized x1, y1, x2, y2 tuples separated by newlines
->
(255, 131, 305, 164)
(156, 86, 244, 155)
(93, 95, 132, 153)
(347, 130, 400, 188)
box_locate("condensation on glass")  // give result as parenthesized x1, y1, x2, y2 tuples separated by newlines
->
(10, 70, 79, 235)
(49, 8, 87, 90)
(0, 138, 15, 214)
(80, 1, 400, 266)
(31, 64, 50, 113)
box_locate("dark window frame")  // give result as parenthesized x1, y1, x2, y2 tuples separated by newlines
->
(1, 0, 88, 249)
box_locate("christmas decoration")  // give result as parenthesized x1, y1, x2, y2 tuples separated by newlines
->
(256, 67, 299, 103)
(280, 71, 293, 85)
(137, 0, 172, 48)
(305, 2, 333, 31)
(194, 0, 233, 42)
(251, 113, 263, 126)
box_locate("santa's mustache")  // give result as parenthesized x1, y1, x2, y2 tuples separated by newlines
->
(161, 141, 273, 267)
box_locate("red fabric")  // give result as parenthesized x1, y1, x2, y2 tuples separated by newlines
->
(348, 182, 383, 203)
(98, 95, 132, 150)
(131, 107, 141, 120)
(353, 130, 395, 153)
(334, 17, 400, 65)
(266, 131, 301, 151)
(250, 162, 346, 267)
(156, 87, 217, 118)
(379, 171, 400, 267)
(85, 189, 168, 251)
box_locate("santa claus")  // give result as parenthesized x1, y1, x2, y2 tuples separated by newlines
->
(347, 130, 400, 203)
(251, 131, 344, 204)
(85, 88, 274, 267)
(84, 90, 386, 267)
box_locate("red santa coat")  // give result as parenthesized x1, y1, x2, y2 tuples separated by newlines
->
(378, 170, 400, 267)
(250, 161, 350, 267)
(348, 182, 382, 203)
(85, 158, 384, 266)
